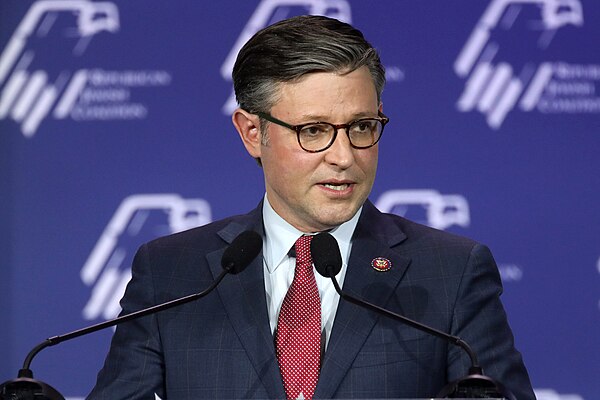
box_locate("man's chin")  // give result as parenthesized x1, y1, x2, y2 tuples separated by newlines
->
(313, 208, 359, 230)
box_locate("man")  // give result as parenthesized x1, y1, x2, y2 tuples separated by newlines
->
(89, 15, 535, 399)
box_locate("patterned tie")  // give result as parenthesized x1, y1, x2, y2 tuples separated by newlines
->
(276, 235, 321, 400)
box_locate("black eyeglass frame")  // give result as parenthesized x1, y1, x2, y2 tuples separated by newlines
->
(256, 111, 389, 153)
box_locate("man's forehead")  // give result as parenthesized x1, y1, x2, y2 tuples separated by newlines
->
(271, 68, 379, 114)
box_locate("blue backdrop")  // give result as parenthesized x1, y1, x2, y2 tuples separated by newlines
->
(1, 1, 599, 399)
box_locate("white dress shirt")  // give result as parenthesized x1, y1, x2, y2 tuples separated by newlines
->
(262, 194, 361, 349)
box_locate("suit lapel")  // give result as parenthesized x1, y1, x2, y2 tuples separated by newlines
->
(315, 201, 412, 398)
(207, 206, 286, 399)
(203, 200, 411, 399)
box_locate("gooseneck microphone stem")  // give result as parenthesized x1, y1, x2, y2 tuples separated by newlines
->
(327, 270, 482, 374)
(2, 230, 262, 400)
(310, 232, 514, 398)
(19, 268, 230, 377)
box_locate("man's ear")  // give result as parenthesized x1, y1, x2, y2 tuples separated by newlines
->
(232, 108, 262, 159)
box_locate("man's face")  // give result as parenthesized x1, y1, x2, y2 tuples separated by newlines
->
(258, 66, 380, 232)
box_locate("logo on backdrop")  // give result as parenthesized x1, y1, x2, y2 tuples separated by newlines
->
(0, 0, 172, 138)
(80, 194, 212, 321)
(374, 189, 470, 230)
(534, 388, 584, 400)
(221, 0, 352, 114)
(376, 189, 524, 284)
(455, 0, 600, 129)
(497, 263, 524, 282)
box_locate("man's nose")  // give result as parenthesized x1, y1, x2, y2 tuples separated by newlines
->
(323, 128, 355, 169)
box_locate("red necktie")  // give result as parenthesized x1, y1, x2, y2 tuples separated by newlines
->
(276, 235, 321, 400)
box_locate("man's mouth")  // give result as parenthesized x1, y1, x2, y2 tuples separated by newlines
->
(322, 183, 351, 191)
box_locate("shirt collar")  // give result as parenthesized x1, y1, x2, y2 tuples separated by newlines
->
(262, 194, 362, 273)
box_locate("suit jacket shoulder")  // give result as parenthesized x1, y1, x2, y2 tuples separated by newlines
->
(316, 200, 534, 399)
(88, 202, 286, 399)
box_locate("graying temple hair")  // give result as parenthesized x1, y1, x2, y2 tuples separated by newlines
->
(232, 15, 386, 114)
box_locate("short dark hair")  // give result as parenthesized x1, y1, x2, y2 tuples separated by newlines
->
(232, 15, 386, 114)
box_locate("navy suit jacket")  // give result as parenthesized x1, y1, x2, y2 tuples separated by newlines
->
(88, 200, 535, 399)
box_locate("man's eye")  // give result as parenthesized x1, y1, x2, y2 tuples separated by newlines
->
(353, 121, 375, 133)
(301, 124, 329, 136)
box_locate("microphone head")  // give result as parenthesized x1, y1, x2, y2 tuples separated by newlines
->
(221, 230, 262, 274)
(311, 232, 342, 278)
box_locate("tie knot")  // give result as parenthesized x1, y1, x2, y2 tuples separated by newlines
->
(294, 235, 313, 265)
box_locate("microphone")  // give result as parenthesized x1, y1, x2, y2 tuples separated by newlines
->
(0, 230, 262, 400)
(310, 232, 515, 399)
(222, 230, 263, 274)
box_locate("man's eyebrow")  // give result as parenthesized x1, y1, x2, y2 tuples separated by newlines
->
(297, 112, 378, 122)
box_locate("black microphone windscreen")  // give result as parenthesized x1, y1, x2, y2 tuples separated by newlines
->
(311, 232, 342, 278)
(221, 230, 262, 274)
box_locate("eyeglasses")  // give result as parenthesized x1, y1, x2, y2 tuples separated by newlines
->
(256, 111, 389, 153)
